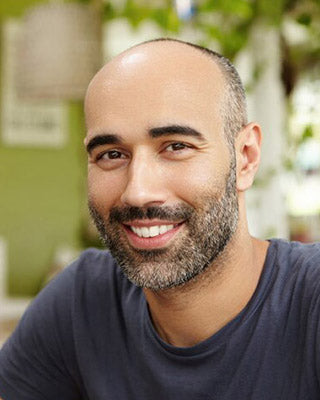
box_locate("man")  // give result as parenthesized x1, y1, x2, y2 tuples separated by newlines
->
(1, 38, 320, 399)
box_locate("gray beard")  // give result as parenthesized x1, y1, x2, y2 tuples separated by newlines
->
(89, 162, 238, 291)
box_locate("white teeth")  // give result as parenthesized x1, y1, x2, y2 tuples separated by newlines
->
(141, 227, 149, 238)
(159, 225, 167, 235)
(149, 226, 160, 237)
(130, 224, 176, 238)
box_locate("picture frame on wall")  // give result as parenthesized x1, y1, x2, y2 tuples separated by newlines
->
(1, 20, 66, 148)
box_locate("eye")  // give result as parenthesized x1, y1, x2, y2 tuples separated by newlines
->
(94, 149, 129, 170)
(162, 141, 195, 160)
(166, 142, 191, 152)
(98, 150, 126, 160)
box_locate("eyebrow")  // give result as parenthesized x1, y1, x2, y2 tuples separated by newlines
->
(86, 134, 122, 154)
(149, 125, 205, 141)
(86, 125, 206, 154)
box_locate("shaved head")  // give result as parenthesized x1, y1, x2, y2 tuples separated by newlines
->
(86, 38, 247, 151)
(136, 38, 248, 148)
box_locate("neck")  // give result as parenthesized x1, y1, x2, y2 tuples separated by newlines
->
(144, 228, 269, 348)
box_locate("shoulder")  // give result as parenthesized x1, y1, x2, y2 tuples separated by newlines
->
(270, 238, 320, 272)
(22, 248, 131, 325)
(268, 239, 320, 302)
(72, 247, 121, 282)
(69, 248, 136, 305)
(0, 249, 137, 399)
(51, 247, 126, 291)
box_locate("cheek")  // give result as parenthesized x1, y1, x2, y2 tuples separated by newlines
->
(164, 159, 228, 203)
(87, 168, 125, 211)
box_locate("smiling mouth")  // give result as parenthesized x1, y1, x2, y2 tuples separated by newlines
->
(121, 221, 185, 250)
(129, 224, 180, 238)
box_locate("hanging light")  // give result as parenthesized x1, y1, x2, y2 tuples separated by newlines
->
(174, 0, 195, 20)
(15, 2, 102, 100)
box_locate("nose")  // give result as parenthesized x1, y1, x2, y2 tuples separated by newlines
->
(120, 153, 168, 208)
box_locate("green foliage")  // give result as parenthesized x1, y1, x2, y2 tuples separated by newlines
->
(299, 125, 315, 144)
(284, 124, 317, 172)
(101, 0, 320, 69)
(151, 7, 181, 32)
(103, 0, 181, 32)
(103, 2, 117, 20)
(199, 0, 253, 18)
(254, 0, 285, 25)
(296, 12, 312, 25)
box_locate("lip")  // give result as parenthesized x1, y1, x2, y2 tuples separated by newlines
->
(122, 221, 184, 250)
(123, 219, 183, 228)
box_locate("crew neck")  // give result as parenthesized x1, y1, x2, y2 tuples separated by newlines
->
(144, 238, 280, 357)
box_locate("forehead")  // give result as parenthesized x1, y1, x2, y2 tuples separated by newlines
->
(85, 42, 226, 141)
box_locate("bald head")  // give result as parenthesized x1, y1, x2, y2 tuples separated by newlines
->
(85, 38, 247, 151)
(136, 38, 248, 148)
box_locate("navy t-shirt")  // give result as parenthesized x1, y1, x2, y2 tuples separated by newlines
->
(1, 239, 320, 399)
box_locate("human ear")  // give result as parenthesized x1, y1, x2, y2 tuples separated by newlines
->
(235, 122, 262, 192)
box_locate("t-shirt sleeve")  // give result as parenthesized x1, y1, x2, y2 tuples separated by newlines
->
(0, 262, 83, 400)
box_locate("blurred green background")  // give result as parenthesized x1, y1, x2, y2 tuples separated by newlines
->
(0, 1, 88, 296)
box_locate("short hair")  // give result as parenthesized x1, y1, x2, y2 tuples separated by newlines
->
(137, 38, 247, 149)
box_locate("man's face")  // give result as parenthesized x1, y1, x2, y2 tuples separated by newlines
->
(85, 43, 239, 290)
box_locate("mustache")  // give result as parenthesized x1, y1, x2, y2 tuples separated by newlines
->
(109, 205, 194, 223)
